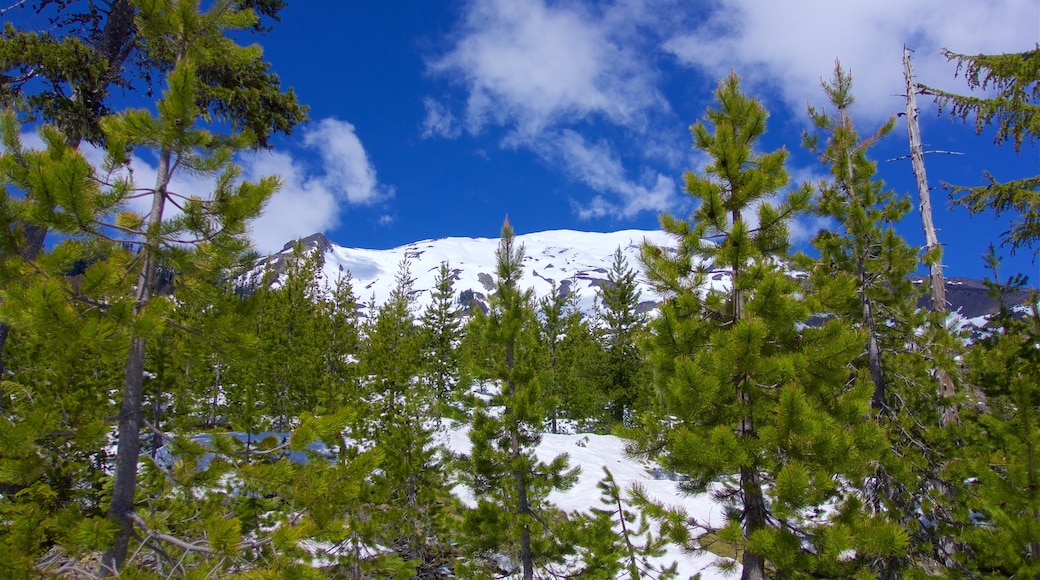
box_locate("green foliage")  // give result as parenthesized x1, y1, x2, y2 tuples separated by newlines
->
(538, 280, 611, 432)
(804, 63, 963, 576)
(0, 0, 305, 147)
(458, 219, 579, 579)
(641, 72, 895, 578)
(359, 258, 458, 576)
(569, 467, 678, 579)
(420, 260, 465, 412)
(597, 246, 650, 426)
(949, 253, 1040, 577)
(921, 46, 1040, 254)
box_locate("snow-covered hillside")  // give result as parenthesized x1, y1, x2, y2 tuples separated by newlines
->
(440, 424, 731, 579)
(268, 229, 680, 314)
(255, 228, 1030, 326)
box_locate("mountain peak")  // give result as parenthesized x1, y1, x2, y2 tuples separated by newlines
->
(280, 232, 333, 255)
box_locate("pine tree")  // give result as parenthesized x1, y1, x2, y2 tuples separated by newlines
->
(0, 114, 134, 576)
(641, 73, 900, 579)
(949, 251, 1040, 577)
(805, 64, 967, 575)
(315, 269, 362, 414)
(0, 0, 305, 372)
(93, 2, 295, 572)
(567, 467, 678, 579)
(540, 281, 611, 431)
(597, 246, 649, 425)
(458, 219, 579, 580)
(420, 261, 465, 413)
(243, 244, 328, 429)
(537, 281, 569, 434)
(352, 258, 455, 576)
(919, 46, 1040, 254)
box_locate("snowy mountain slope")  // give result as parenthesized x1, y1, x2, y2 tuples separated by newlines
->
(258, 229, 1031, 325)
(269, 229, 682, 315)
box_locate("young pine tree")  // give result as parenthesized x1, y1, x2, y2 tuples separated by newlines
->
(362, 258, 456, 575)
(567, 467, 679, 579)
(96, 1, 301, 572)
(420, 261, 465, 414)
(459, 219, 579, 580)
(597, 246, 649, 425)
(641, 73, 899, 579)
(803, 63, 963, 575)
(540, 281, 611, 431)
(538, 281, 569, 434)
(949, 252, 1040, 577)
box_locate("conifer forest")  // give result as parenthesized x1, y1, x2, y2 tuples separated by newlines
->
(1, 2, 1039, 578)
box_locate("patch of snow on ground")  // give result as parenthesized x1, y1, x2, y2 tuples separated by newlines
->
(440, 423, 735, 579)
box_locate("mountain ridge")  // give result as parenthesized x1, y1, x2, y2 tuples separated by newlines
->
(257, 229, 1031, 322)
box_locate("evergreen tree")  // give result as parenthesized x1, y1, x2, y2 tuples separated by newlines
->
(243, 244, 327, 429)
(47, 1, 295, 572)
(458, 219, 579, 580)
(567, 468, 678, 579)
(805, 64, 966, 575)
(361, 258, 457, 576)
(920, 46, 1040, 253)
(315, 269, 362, 414)
(949, 252, 1040, 577)
(597, 246, 649, 425)
(539, 281, 610, 431)
(420, 261, 465, 412)
(641, 73, 899, 579)
(0, 0, 305, 372)
(537, 281, 568, 434)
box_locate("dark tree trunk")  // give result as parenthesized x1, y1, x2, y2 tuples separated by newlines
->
(99, 336, 147, 575)
(740, 466, 767, 580)
(99, 144, 170, 575)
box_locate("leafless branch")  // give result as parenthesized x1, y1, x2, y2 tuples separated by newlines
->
(0, 0, 29, 16)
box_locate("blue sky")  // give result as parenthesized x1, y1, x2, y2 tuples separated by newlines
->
(10, 0, 1040, 280)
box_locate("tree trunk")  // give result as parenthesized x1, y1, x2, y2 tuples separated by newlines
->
(99, 145, 170, 575)
(862, 258, 887, 410)
(740, 466, 767, 580)
(903, 46, 958, 426)
(99, 336, 147, 575)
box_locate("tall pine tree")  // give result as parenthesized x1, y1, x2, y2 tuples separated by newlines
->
(803, 63, 963, 576)
(459, 219, 578, 580)
(597, 246, 649, 425)
(641, 73, 900, 579)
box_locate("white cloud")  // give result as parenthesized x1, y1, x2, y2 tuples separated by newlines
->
(421, 97, 461, 139)
(18, 117, 393, 255)
(301, 118, 393, 206)
(240, 150, 341, 254)
(245, 118, 393, 253)
(429, 0, 666, 135)
(539, 130, 679, 218)
(664, 0, 1039, 122)
(427, 0, 679, 218)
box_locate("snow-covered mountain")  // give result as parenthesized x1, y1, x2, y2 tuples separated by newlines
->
(261, 229, 679, 315)
(256, 229, 1031, 324)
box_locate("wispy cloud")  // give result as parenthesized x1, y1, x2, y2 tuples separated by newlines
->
(426, 0, 682, 218)
(421, 97, 461, 139)
(535, 130, 678, 219)
(664, 0, 1039, 122)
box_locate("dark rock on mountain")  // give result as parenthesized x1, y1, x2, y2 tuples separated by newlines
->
(916, 276, 1032, 319)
